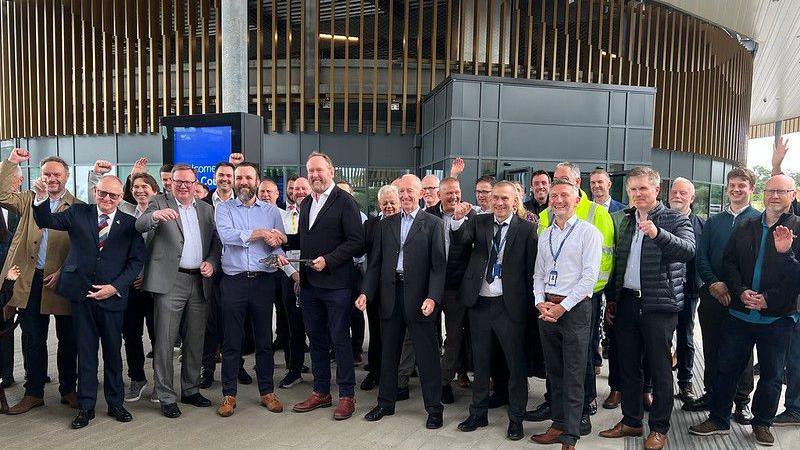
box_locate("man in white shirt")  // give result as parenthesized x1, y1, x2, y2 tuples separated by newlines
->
(531, 179, 602, 448)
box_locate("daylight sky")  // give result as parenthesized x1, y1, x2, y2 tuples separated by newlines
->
(747, 134, 800, 172)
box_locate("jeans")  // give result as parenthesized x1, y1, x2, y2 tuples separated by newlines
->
(709, 314, 794, 428)
(675, 296, 697, 388)
(783, 319, 800, 418)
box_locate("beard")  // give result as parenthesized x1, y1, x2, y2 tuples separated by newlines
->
(237, 186, 255, 202)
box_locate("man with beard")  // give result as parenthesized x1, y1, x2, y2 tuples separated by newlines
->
(524, 170, 551, 216)
(136, 164, 221, 418)
(283, 153, 364, 420)
(356, 174, 446, 429)
(216, 163, 288, 417)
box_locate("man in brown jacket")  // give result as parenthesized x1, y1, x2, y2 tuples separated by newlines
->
(0, 148, 81, 414)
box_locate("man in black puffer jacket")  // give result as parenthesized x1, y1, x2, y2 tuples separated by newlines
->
(599, 167, 695, 450)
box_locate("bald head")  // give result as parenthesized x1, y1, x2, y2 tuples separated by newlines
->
(293, 177, 311, 203)
(764, 174, 797, 216)
(398, 174, 423, 213)
(95, 175, 124, 215)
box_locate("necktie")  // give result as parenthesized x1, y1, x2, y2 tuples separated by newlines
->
(0, 208, 7, 243)
(98, 214, 110, 250)
(290, 210, 297, 233)
(485, 222, 507, 283)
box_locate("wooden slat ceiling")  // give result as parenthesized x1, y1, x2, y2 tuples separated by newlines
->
(660, 0, 800, 127)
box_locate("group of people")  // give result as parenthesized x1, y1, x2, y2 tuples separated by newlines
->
(0, 143, 798, 450)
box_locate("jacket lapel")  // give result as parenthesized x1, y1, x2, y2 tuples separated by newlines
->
(389, 213, 401, 248)
(404, 211, 424, 249)
(309, 187, 339, 231)
(167, 195, 185, 237)
(484, 216, 494, 253)
(91, 206, 100, 248)
(501, 216, 519, 264)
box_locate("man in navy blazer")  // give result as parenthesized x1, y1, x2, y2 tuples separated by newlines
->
(32, 175, 145, 430)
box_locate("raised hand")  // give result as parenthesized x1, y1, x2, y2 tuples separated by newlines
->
(93, 160, 113, 175)
(229, 152, 245, 166)
(131, 157, 148, 175)
(8, 148, 30, 164)
(772, 137, 789, 175)
(774, 225, 796, 254)
(449, 157, 465, 178)
(33, 176, 47, 200)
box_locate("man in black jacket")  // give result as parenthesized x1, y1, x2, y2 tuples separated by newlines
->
(284, 152, 365, 421)
(450, 180, 538, 441)
(689, 174, 800, 447)
(426, 176, 474, 404)
(356, 174, 446, 429)
(600, 167, 695, 450)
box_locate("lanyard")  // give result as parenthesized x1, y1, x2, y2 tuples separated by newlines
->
(548, 220, 578, 266)
(492, 223, 509, 255)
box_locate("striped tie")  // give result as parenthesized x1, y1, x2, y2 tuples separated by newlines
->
(98, 214, 109, 250)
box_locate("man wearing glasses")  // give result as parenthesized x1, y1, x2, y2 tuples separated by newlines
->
(136, 164, 221, 419)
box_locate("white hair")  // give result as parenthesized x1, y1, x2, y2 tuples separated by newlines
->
(377, 184, 399, 201)
(671, 177, 695, 194)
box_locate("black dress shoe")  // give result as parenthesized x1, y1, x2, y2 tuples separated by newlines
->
(488, 392, 509, 409)
(364, 405, 394, 421)
(506, 421, 524, 440)
(180, 393, 212, 407)
(734, 404, 753, 425)
(199, 369, 214, 389)
(426, 412, 443, 429)
(586, 398, 598, 416)
(107, 405, 133, 423)
(71, 409, 95, 429)
(580, 414, 592, 436)
(682, 392, 711, 412)
(397, 386, 410, 401)
(360, 373, 378, 391)
(441, 384, 455, 404)
(457, 414, 488, 432)
(238, 367, 253, 385)
(161, 402, 182, 418)
(524, 401, 551, 422)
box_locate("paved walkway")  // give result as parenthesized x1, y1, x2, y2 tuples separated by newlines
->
(1, 317, 798, 449)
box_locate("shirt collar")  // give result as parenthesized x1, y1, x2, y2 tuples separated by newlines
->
(493, 214, 513, 226)
(314, 182, 335, 201)
(212, 190, 232, 204)
(177, 199, 197, 209)
(402, 207, 420, 220)
(552, 214, 578, 230)
(96, 206, 117, 221)
(235, 198, 267, 208)
(602, 198, 611, 208)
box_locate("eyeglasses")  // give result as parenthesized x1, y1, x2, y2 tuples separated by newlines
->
(764, 189, 794, 197)
(96, 190, 121, 200)
(172, 179, 196, 187)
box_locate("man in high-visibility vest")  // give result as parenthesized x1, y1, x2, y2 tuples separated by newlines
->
(526, 162, 615, 437)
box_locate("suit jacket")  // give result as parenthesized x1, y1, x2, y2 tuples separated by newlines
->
(607, 198, 626, 213)
(286, 185, 364, 290)
(425, 205, 475, 290)
(453, 214, 538, 322)
(0, 160, 83, 315)
(0, 208, 20, 263)
(32, 202, 145, 311)
(135, 194, 221, 300)
(523, 199, 548, 216)
(361, 209, 446, 322)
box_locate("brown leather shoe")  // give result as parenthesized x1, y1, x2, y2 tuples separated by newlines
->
(645, 431, 667, 450)
(643, 392, 653, 411)
(260, 393, 284, 413)
(61, 391, 78, 409)
(7, 395, 45, 415)
(530, 426, 563, 444)
(603, 391, 622, 409)
(293, 391, 333, 413)
(217, 395, 236, 417)
(599, 421, 644, 438)
(333, 396, 355, 420)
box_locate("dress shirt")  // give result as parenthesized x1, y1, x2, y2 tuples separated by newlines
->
(96, 206, 118, 231)
(216, 198, 286, 276)
(600, 197, 611, 209)
(276, 207, 298, 276)
(440, 206, 454, 259)
(396, 207, 419, 272)
(285, 203, 300, 234)
(478, 214, 513, 297)
(175, 201, 203, 269)
(533, 215, 602, 311)
(2, 207, 7, 228)
(309, 182, 335, 228)
(623, 211, 645, 290)
(212, 189, 234, 209)
(32, 192, 66, 269)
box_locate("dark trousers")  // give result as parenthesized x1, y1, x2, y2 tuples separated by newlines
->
(274, 279, 289, 350)
(377, 279, 442, 414)
(590, 293, 603, 367)
(675, 295, 697, 388)
(606, 318, 622, 391)
(615, 292, 678, 434)
(201, 278, 245, 373)
(697, 287, 754, 405)
(21, 269, 77, 398)
(710, 314, 794, 428)
(441, 288, 468, 385)
(470, 296, 527, 423)
(0, 318, 13, 379)
(220, 273, 276, 396)
(122, 288, 154, 382)
(365, 285, 382, 380)
(300, 284, 355, 397)
(278, 273, 306, 373)
(350, 271, 365, 358)
(784, 320, 800, 417)
(540, 299, 592, 446)
(71, 299, 125, 411)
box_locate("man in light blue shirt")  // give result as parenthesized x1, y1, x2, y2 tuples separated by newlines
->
(214, 162, 288, 417)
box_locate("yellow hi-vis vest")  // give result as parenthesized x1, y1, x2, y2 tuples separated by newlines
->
(537, 190, 615, 293)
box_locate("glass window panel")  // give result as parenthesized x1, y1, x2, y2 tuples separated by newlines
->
(710, 185, 724, 215)
(335, 167, 366, 187)
(480, 159, 497, 177)
(694, 183, 710, 220)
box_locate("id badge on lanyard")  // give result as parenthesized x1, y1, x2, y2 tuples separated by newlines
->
(547, 221, 578, 288)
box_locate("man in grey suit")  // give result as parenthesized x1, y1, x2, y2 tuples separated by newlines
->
(135, 164, 221, 419)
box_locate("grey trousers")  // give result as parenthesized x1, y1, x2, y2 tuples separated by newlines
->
(540, 299, 592, 446)
(440, 289, 467, 385)
(397, 329, 415, 389)
(153, 272, 208, 404)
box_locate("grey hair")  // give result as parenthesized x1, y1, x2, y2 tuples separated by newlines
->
(627, 166, 661, 188)
(377, 184, 399, 201)
(555, 162, 581, 181)
(671, 177, 695, 193)
(551, 178, 580, 197)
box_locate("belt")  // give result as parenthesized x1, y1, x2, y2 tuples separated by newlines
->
(623, 288, 642, 299)
(178, 268, 201, 276)
(545, 293, 566, 304)
(237, 271, 267, 278)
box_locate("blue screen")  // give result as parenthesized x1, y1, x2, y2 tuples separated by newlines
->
(173, 126, 232, 188)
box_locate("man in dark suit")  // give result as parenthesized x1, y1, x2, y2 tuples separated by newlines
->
(32, 175, 145, 429)
(451, 180, 538, 440)
(0, 164, 22, 388)
(283, 152, 365, 420)
(356, 174, 446, 429)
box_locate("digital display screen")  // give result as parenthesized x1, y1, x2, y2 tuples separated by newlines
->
(173, 125, 232, 188)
